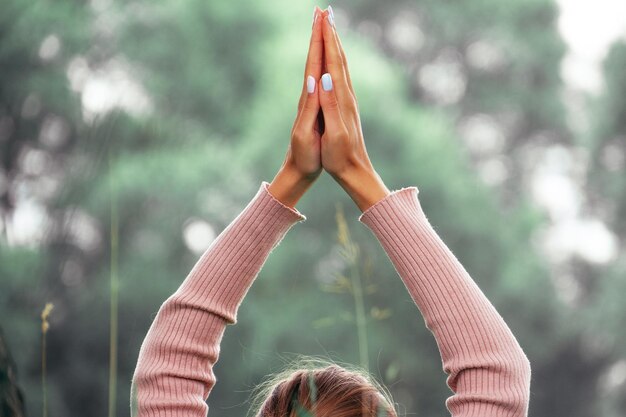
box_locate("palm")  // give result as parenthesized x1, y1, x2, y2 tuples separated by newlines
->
(287, 115, 322, 178)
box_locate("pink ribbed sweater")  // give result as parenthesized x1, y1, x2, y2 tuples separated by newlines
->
(131, 180, 531, 417)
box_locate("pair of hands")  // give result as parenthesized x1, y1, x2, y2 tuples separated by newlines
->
(268, 6, 390, 213)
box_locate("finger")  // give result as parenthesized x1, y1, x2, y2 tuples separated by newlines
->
(318, 73, 346, 136)
(321, 11, 355, 113)
(332, 22, 356, 98)
(334, 36, 358, 113)
(294, 75, 321, 137)
(297, 6, 324, 113)
(306, 6, 324, 79)
(326, 6, 355, 98)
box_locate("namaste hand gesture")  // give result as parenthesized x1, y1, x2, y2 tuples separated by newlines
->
(269, 5, 390, 213)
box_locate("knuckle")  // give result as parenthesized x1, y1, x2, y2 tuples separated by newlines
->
(324, 97, 339, 110)
(330, 128, 349, 142)
(310, 39, 323, 51)
(308, 58, 323, 68)
(292, 127, 309, 142)
(347, 101, 359, 116)
(327, 62, 343, 73)
(303, 97, 317, 111)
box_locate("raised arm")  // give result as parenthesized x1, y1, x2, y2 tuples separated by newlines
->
(131, 7, 327, 417)
(316, 9, 531, 416)
(357, 181, 531, 416)
(131, 8, 328, 415)
(130, 181, 306, 416)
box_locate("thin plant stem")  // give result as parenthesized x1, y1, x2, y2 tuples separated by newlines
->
(41, 328, 47, 417)
(335, 202, 369, 371)
(108, 148, 119, 417)
(41, 303, 53, 417)
(350, 259, 369, 371)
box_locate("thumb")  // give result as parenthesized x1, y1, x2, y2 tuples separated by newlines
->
(295, 75, 321, 134)
(318, 73, 344, 134)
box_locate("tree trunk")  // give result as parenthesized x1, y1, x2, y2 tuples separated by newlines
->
(0, 326, 25, 417)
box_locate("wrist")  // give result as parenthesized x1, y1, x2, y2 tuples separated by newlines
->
(336, 164, 390, 212)
(268, 164, 316, 209)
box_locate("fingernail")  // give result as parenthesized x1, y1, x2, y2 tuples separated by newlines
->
(307, 75, 316, 93)
(312, 7, 318, 28)
(327, 5, 335, 27)
(321, 73, 333, 91)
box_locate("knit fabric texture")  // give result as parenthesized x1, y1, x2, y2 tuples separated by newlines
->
(131, 180, 531, 417)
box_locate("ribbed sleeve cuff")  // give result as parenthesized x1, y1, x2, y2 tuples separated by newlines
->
(260, 180, 307, 223)
(358, 185, 421, 227)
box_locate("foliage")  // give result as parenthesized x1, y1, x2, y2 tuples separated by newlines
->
(0, 1, 624, 417)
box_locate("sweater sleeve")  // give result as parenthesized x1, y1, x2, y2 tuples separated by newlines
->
(358, 186, 531, 417)
(130, 180, 306, 417)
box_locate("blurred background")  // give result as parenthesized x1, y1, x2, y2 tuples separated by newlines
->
(1, 0, 625, 416)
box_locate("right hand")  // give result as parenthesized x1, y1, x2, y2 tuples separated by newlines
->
(317, 8, 390, 212)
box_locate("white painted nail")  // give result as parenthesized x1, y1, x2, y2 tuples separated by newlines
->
(321, 73, 333, 91)
(327, 5, 335, 27)
(307, 75, 316, 93)
(312, 7, 317, 28)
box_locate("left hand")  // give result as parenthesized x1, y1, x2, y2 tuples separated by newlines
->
(269, 7, 326, 207)
(284, 6, 326, 180)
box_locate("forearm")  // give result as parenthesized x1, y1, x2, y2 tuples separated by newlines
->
(335, 163, 390, 212)
(131, 181, 306, 417)
(359, 187, 531, 417)
(268, 164, 317, 209)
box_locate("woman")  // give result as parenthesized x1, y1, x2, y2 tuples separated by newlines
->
(131, 6, 531, 417)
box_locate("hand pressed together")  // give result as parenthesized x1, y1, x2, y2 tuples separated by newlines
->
(269, 6, 390, 213)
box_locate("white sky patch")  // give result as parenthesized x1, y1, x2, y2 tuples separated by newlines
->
(7, 199, 48, 247)
(531, 145, 584, 220)
(532, 172, 581, 220)
(531, 145, 619, 264)
(386, 11, 424, 54)
(557, 0, 626, 92)
(600, 359, 626, 393)
(39, 34, 61, 61)
(183, 219, 216, 255)
(66, 55, 153, 122)
(542, 217, 618, 264)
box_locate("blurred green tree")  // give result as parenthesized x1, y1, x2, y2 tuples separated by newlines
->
(0, 1, 623, 417)
(576, 39, 626, 417)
